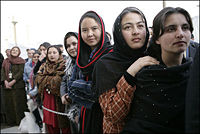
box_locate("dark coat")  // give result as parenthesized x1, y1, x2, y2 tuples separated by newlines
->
(1, 63, 28, 125)
(185, 45, 199, 133)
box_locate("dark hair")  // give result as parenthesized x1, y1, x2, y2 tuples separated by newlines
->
(148, 7, 193, 60)
(33, 50, 41, 56)
(191, 33, 194, 39)
(113, 7, 149, 55)
(47, 45, 62, 56)
(64, 32, 78, 51)
(106, 32, 112, 40)
(152, 7, 193, 44)
(55, 44, 63, 48)
(39, 42, 51, 49)
(79, 11, 101, 27)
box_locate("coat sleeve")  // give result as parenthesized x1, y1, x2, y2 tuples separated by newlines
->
(60, 73, 68, 97)
(99, 75, 136, 131)
(23, 63, 29, 82)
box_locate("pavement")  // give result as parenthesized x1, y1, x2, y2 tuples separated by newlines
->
(1, 125, 21, 133)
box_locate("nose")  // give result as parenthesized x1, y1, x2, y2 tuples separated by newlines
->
(176, 27, 184, 39)
(132, 26, 139, 35)
(88, 29, 93, 37)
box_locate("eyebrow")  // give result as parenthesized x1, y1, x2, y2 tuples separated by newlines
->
(165, 23, 189, 28)
(122, 21, 144, 26)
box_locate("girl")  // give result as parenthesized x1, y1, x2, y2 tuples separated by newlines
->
(93, 7, 158, 133)
(33, 42, 50, 75)
(67, 11, 112, 133)
(35, 45, 70, 133)
(122, 7, 193, 133)
(60, 32, 79, 133)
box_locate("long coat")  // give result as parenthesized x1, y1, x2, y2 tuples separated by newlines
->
(1, 63, 28, 125)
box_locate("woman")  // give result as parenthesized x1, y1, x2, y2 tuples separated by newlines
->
(35, 45, 70, 133)
(121, 7, 193, 133)
(23, 49, 38, 93)
(60, 32, 79, 133)
(26, 51, 43, 129)
(93, 7, 158, 133)
(67, 11, 112, 133)
(33, 42, 51, 75)
(1, 46, 29, 126)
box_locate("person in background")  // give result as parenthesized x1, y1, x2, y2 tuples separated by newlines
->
(121, 7, 193, 133)
(5, 49, 11, 58)
(106, 31, 112, 43)
(67, 11, 112, 133)
(185, 46, 199, 133)
(60, 32, 79, 133)
(25, 48, 36, 62)
(93, 7, 157, 133)
(147, 27, 154, 48)
(185, 33, 199, 58)
(33, 42, 51, 75)
(35, 45, 71, 134)
(1, 46, 29, 126)
(56, 44, 68, 61)
(23, 49, 38, 93)
(26, 50, 43, 129)
(0, 53, 7, 124)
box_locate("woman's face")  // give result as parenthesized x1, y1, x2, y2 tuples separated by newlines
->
(32, 53, 40, 63)
(27, 49, 35, 59)
(121, 12, 146, 49)
(81, 17, 102, 50)
(11, 47, 20, 57)
(47, 47, 60, 62)
(66, 36, 78, 57)
(156, 13, 191, 56)
(39, 46, 47, 55)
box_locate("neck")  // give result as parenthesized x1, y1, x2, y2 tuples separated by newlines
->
(161, 52, 184, 67)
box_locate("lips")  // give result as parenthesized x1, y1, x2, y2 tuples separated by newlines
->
(88, 38, 95, 42)
(132, 38, 141, 42)
(173, 41, 186, 45)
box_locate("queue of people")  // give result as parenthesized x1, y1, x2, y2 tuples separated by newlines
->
(0, 6, 199, 134)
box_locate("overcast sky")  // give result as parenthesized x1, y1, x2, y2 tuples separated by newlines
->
(1, 1, 199, 58)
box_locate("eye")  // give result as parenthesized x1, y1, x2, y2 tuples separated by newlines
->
(82, 29, 87, 32)
(66, 44, 70, 48)
(72, 42, 77, 46)
(138, 24, 144, 29)
(92, 26, 98, 31)
(124, 26, 132, 30)
(164, 25, 176, 32)
(182, 24, 190, 31)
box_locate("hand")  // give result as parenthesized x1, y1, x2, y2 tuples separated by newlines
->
(4, 80, 11, 89)
(39, 52, 46, 61)
(127, 56, 159, 77)
(8, 79, 16, 87)
(75, 115, 79, 124)
(61, 94, 68, 104)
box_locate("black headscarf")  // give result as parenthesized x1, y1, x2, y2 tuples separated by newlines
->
(93, 7, 149, 96)
(76, 11, 112, 77)
(64, 32, 78, 63)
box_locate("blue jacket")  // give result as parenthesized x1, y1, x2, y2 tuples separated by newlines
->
(23, 60, 34, 83)
(67, 64, 95, 109)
